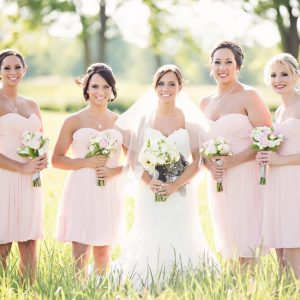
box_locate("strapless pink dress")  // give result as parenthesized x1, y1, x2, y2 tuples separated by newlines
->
(56, 128, 124, 246)
(0, 113, 43, 244)
(207, 114, 261, 258)
(261, 118, 300, 248)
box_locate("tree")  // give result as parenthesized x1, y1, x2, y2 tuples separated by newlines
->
(242, 0, 300, 58)
(142, 0, 198, 69)
(8, 0, 125, 69)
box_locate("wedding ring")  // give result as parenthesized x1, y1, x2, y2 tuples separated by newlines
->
(216, 160, 223, 166)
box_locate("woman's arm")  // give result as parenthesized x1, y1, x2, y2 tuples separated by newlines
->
(0, 99, 47, 173)
(51, 116, 106, 170)
(257, 151, 300, 166)
(0, 153, 45, 173)
(161, 149, 200, 195)
(213, 90, 272, 170)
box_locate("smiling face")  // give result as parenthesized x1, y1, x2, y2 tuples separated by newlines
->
(0, 55, 26, 86)
(155, 71, 182, 103)
(269, 62, 298, 95)
(210, 48, 239, 84)
(87, 73, 112, 106)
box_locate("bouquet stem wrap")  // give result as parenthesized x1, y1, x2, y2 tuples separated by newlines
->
(259, 164, 266, 185)
(97, 178, 105, 186)
(32, 171, 41, 187)
(216, 179, 223, 192)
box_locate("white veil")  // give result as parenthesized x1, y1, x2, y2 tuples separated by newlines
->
(115, 89, 208, 175)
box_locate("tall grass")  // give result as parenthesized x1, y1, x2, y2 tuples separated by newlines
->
(1, 111, 298, 299)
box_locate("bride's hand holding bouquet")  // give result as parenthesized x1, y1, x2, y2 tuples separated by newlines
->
(139, 137, 188, 202)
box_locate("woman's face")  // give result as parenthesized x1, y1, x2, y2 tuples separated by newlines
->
(87, 73, 112, 106)
(269, 63, 297, 95)
(210, 48, 239, 84)
(155, 71, 181, 103)
(0, 55, 26, 86)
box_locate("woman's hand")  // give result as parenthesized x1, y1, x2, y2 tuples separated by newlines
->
(211, 155, 234, 170)
(86, 155, 108, 168)
(96, 166, 118, 180)
(21, 154, 48, 174)
(148, 179, 180, 197)
(148, 178, 164, 193)
(162, 181, 180, 197)
(205, 158, 224, 180)
(256, 151, 282, 166)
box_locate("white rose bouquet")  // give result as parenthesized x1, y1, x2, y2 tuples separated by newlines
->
(251, 126, 283, 185)
(201, 136, 232, 192)
(17, 131, 49, 187)
(139, 137, 188, 202)
(85, 132, 118, 186)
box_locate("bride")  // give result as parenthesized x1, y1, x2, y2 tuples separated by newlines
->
(115, 64, 217, 287)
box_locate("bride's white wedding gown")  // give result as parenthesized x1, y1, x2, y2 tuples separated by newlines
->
(119, 127, 217, 286)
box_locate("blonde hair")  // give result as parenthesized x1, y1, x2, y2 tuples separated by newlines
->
(264, 53, 300, 86)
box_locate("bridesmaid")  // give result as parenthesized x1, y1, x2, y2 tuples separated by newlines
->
(257, 53, 300, 277)
(0, 49, 47, 280)
(199, 41, 272, 264)
(52, 63, 124, 276)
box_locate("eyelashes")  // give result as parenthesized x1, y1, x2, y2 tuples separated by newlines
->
(213, 60, 233, 65)
(2, 65, 22, 71)
(90, 84, 111, 89)
(157, 82, 176, 87)
(270, 72, 289, 78)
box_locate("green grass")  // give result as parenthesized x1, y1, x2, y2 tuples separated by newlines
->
(1, 111, 299, 299)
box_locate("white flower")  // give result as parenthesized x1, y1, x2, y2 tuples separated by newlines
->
(220, 143, 230, 154)
(268, 140, 277, 148)
(206, 143, 217, 155)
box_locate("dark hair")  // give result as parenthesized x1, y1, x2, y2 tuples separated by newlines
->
(75, 63, 117, 101)
(152, 64, 183, 88)
(0, 49, 26, 69)
(210, 41, 244, 69)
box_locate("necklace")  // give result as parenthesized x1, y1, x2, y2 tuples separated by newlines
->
(88, 112, 108, 129)
(0, 92, 18, 112)
(216, 82, 239, 103)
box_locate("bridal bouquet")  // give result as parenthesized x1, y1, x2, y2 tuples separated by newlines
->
(201, 136, 232, 192)
(17, 131, 49, 187)
(251, 126, 283, 185)
(85, 132, 118, 186)
(139, 137, 188, 202)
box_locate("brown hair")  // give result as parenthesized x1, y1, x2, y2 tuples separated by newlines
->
(210, 41, 244, 69)
(0, 49, 26, 69)
(75, 63, 117, 101)
(152, 64, 183, 88)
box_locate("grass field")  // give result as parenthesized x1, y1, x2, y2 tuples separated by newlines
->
(1, 108, 299, 299)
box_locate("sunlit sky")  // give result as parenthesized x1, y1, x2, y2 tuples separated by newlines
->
(1, 0, 281, 49)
